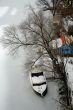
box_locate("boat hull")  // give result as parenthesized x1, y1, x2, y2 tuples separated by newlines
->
(33, 86, 47, 96)
(29, 69, 47, 97)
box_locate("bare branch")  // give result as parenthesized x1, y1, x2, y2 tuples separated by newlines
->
(1, 6, 58, 67)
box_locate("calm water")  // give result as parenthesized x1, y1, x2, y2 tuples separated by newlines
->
(0, 0, 61, 110)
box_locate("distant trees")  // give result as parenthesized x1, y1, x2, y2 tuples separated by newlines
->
(38, 0, 73, 18)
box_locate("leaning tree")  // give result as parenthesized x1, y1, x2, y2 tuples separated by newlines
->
(1, 7, 59, 69)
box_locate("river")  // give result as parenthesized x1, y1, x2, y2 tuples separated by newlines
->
(0, 0, 62, 110)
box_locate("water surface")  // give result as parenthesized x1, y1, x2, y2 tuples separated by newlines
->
(0, 0, 61, 110)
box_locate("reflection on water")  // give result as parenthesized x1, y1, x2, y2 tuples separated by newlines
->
(0, 47, 61, 110)
(0, 0, 65, 110)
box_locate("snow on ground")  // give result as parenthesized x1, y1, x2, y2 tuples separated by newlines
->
(64, 57, 73, 105)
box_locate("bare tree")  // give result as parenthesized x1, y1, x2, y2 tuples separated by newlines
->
(1, 25, 35, 55)
(1, 7, 58, 67)
(20, 7, 59, 66)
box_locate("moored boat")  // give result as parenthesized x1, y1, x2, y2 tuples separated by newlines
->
(29, 67, 47, 96)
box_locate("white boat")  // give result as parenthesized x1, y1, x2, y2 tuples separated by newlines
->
(29, 67, 47, 96)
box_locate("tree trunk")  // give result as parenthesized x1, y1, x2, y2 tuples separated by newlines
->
(46, 47, 58, 67)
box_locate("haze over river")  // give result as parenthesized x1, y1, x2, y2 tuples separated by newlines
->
(0, 0, 61, 110)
